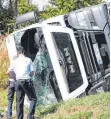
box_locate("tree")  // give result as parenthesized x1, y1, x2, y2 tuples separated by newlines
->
(18, 0, 38, 15)
(0, 0, 39, 89)
(41, 0, 103, 19)
(0, 1, 14, 33)
(0, 0, 38, 33)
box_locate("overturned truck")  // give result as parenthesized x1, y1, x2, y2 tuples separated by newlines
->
(6, 3, 110, 105)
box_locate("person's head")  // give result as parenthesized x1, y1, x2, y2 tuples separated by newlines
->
(39, 34, 47, 52)
(16, 46, 24, 55)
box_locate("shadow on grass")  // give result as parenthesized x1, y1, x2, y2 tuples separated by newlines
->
(36, 104, 58, 116)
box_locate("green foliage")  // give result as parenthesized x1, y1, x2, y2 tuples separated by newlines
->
(36, 104, 58, 116)
(41, 0, 103, 19)
(0, 0, 104, 32)
(0, 0, 38, 33)
(15, 0, 39, 28)
(0, 89, 8, 108)
(36, 92, 110, 119)
(0, 91, 109, 119)
(18, 0, 38, 15)
(0, 7, 14, 33)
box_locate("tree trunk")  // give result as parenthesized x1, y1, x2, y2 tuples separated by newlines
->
(15, 0, 18, 17)
(0, 0, 2, 10)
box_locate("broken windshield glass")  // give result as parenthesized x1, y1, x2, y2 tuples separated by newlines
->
(13, 27, 59, 105)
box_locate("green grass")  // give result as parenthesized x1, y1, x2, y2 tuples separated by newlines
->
(35, 92, 110, 119)
(0, 89, 16, 118)
(0, 90, 8, 108)
(0, 91, 110, 119)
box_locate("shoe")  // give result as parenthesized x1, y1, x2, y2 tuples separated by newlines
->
(6, 116, 12, 119)
(0, 113, 3, 118)
(27, 115, 35, 119)
(35, 117, 41, 119)
(27, 115, 41, 119)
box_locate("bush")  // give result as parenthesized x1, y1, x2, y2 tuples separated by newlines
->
(0, 35, 9, 89)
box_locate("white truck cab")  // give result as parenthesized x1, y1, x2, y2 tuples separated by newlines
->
(6, 23, 88, 103)
(6, 3, 110, 106)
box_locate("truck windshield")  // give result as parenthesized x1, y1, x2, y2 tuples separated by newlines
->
(13, 27, 61, 105)
(52, 32, 83, 93)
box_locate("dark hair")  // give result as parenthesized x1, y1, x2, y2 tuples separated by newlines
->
(16, 46, 24, 54)
(40, 34, 44, 40)
(39, 34, 44, 47)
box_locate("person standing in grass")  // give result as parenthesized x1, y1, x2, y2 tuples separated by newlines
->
(6, 66, 16, 119)
(6, 55, 17, 119)
(8, 46, 37, 119)
(0, 113, 3, 118)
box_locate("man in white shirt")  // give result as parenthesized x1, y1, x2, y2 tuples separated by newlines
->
(8, 46, 37, 119)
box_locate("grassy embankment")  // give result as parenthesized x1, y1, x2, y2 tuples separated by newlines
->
(0, 35, 110, 119)
(0, 92, 110, 119)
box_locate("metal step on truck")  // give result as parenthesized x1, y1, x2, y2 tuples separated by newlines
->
(6, 3, 110, 106)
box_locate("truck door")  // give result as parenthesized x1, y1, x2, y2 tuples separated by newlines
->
(42, 26, 88, 100)
(6, 35, 17, 62)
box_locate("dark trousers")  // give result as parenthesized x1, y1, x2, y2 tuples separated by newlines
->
(15, 80, 37, 119)
(7, 81, 15, 118)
